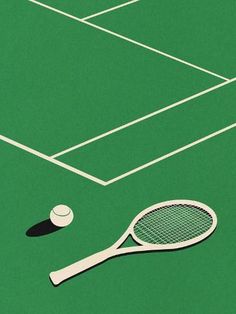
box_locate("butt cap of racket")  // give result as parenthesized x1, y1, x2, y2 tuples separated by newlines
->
(50, 271, 61, 286)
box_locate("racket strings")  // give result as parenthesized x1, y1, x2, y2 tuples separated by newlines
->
(135, 214, 210, 244)
(142, 206, 212, 242)
(137, 207, 209, 240)
(140, 206, 211, 239)
(137, 219, 211, 244)
(134, 204, 213, 244)
(136, 220, 166, 244)
(138, 205, 213, 243)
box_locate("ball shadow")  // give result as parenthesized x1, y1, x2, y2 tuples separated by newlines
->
(26, 219, 63, 237)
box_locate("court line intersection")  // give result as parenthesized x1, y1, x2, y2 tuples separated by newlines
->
(1, 121, 235, 186)
(0, 134, 107, 186)
(1, 1, 234, 186)
(52, 78, 235, 158)
(28, 0, 229, 81)
(81, 0, 140, 21)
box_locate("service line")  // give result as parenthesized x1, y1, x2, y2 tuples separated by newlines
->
(1, 122, 235, 186)
(29, 0, 229, 82)
(106, 123, 236, 185)
(0, 135, 106, 186)
(81, 0, 140, 21)
(52, 78, 236, 158)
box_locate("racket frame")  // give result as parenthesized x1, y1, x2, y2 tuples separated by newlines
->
(50, 199, 217, 285)
(130, 199, 217, 250)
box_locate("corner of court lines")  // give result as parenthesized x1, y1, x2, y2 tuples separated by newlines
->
(51, 77, 236, 160)
(5, 0, 236, 185)
(0, 134, 107, 186)
(29, 0, 229, 81)
(1, 78, 235, 186)
(1, 120, 236, 187)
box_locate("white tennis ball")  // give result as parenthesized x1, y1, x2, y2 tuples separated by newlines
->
(50, 204, 74, 227)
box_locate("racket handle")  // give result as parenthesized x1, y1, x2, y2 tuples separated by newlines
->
(50, 247, 115, 285)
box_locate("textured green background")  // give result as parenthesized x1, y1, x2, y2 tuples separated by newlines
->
(0, 1, 236, 313)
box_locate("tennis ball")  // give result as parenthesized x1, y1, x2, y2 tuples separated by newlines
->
(50, 204, 74, 227)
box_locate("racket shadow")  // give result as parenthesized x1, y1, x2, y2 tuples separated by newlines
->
(26, 219, 63, 237)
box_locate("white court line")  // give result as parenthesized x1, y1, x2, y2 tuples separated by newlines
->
(81, 0, 140, 21)
(0, 135, 106, 186)
(51, 78, 236, 158)
(1, 123, 235, 186)
(11, 1, 234, 185)
(105, 123, 236, 185)
(29, 0, 229, 82)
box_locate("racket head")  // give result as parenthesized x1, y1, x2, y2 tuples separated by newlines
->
(129, 200, 217, 250)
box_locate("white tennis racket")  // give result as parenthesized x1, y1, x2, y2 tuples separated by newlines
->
(50, 199, 217, 285)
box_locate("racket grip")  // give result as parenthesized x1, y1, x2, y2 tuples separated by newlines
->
(50, 247, 115, 285)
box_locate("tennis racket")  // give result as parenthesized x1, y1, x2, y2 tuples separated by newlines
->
(50, 199, 217, 285)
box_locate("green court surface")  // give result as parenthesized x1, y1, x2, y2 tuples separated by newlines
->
(92, 0, 236, 78)
(0, 1, 236, 314)
(59, 81, 236, 180)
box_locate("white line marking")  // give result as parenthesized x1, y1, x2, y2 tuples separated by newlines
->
(13, 1, 234, 185)
(51, 78, 236, 158)
(105, 123, 236, 185)
(1, 122, 235, 186)
(29, 0, 229, 82)
(81, 0, 139, 21)
(0, 135, 106, 186)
